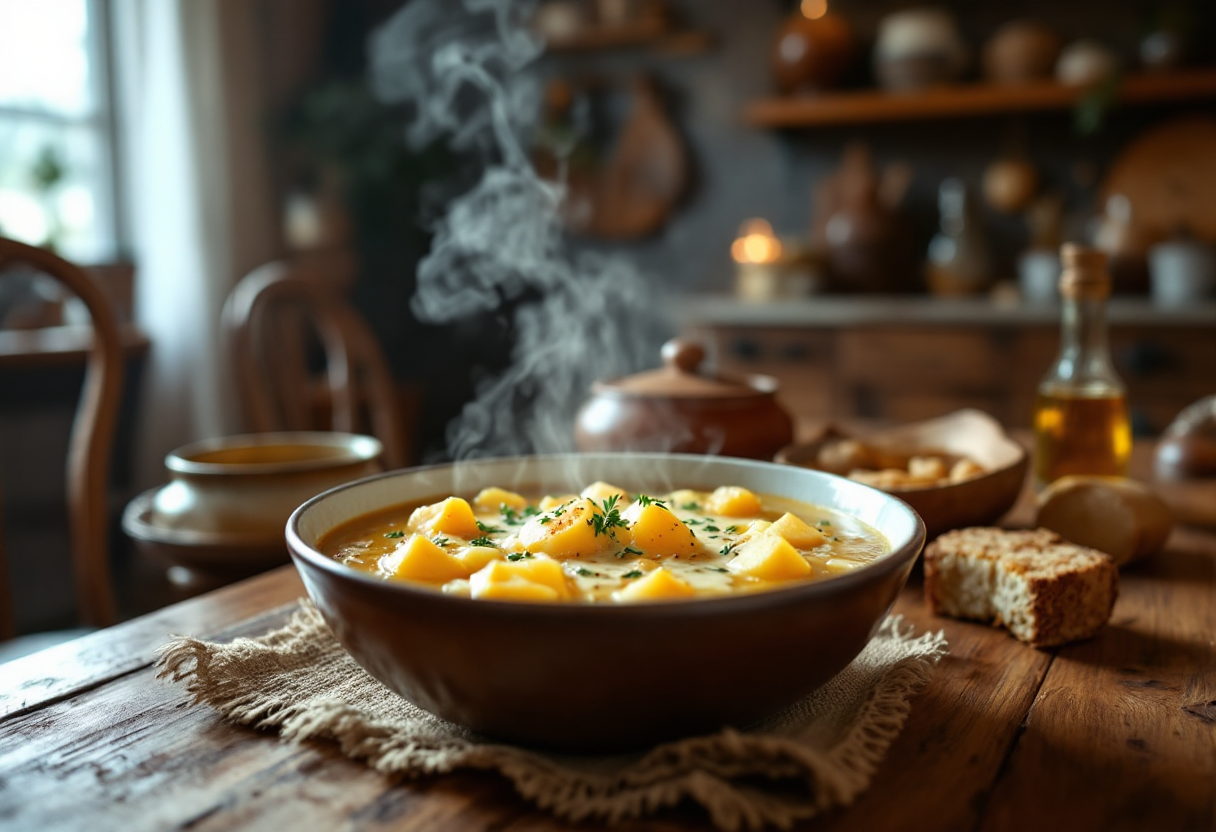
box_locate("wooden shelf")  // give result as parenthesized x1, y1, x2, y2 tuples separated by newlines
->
(744, 69, 1216, 127)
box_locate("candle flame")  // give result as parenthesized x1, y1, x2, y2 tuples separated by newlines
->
(731, 219, 782, 264)
(801, 0, 828, 20)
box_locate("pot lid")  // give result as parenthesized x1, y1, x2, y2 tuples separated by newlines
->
(595, 338, 775, 399)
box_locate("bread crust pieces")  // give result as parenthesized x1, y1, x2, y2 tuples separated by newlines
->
(924, 527, 1118, 648)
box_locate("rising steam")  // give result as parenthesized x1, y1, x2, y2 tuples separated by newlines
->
(370, 0, 671, 460)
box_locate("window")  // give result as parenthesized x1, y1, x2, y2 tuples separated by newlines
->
(0, 0, 118, 262)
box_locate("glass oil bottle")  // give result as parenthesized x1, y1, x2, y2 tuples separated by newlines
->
(1033, 244, 1132, 488)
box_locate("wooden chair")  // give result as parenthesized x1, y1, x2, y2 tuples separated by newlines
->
(223, 260, 407, 469)
(0, 238, 124, 639)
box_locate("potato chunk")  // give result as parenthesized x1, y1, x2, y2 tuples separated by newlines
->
(727, 532, 811, 581)
(517, 497, 622, 558)
(625, 503, 699, 556)
(382, 535, 470, 583)
(768, 512, 827, 549)
(580, 481, 630, 505)
(707, 486, 762, 517)
(407, 497, 481, 539)
(539, 494, 578, 511)
(613, 567, 696, 602)
(455, 545, 502, 572)
(473, 487, 527, 512)
(468, 558, 568, 601)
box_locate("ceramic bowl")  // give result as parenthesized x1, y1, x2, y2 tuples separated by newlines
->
(125, 432, 383, 588)
(775, 410, 1028, 539)
(286, 453, 924, 752)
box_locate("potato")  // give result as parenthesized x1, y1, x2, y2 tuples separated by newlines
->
(539, 494, 578, 511)
(1036, 476, 1173, 566)
(727, 532, 811, 581)
(469, 562, 561, 602)
(382, 535, 470, 582)
(518, 497, 622, 558)
(613, 567, 696, 602)
(468, 558, 568, 601)
(707, 485, 762, 517)
(472, 487, 528, 512)
(580, 481, 630, 505)
(624, 503, 699, 556)
(455, 545, 502, 572)
(768, 512, 827, 548)
(407, 496, 481, 539)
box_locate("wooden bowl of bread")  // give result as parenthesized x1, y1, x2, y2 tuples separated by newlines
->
(776, 409, 1028, 539)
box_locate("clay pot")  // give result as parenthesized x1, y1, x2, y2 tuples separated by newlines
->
(873, 7, 968, 91)
(982, 20, 1062, 85)
(822, 145, 916, 293)
(771, 7, 855, 94)
(983, 157, 1039, 214)
(574, 339, 794, 460)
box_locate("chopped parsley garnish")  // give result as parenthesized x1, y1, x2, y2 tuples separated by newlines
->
(576, 567, 596, 577)
(476, 520, 503, 534)
(506, 552, 534, 562)
(719, 543, 736, 556)
(622, 546, 644, 556)
(587, 495, 627, 537)
(469, 536, 497, 547)
(703, 524, 721, 532)
(383, 530, 405, 539)
(681, 501, 699, 511)
(636, 494, 668, 508)
(622, 570, 643, 579)
(432, 537, 451, 547)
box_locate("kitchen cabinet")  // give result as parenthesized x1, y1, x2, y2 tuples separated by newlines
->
(680, 297, 1216, 434)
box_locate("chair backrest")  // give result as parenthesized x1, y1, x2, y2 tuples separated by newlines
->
(223, 260, 406, 469)
(0, 238, 124, 636)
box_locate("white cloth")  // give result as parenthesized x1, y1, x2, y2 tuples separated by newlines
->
(111, 0, 277, 485)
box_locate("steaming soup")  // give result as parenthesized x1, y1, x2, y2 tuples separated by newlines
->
(320, 482, 889, 602)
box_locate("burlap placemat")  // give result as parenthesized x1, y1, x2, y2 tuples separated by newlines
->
(157, 601, 946, 831)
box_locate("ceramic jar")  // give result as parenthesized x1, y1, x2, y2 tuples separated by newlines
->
(574, 339, 794, 460)
(873, 7, 968, 91)
(982, 20, 1062, 84)
(150, 432, 384, 540)
(771, 5, 855, 93)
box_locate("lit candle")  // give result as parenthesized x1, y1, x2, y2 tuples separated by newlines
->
(732, 219, 784, 301)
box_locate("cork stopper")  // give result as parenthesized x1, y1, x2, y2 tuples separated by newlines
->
(1058, 243, 1110, 300)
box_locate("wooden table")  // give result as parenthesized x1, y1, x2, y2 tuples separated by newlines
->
(2, 449, 1213, 832)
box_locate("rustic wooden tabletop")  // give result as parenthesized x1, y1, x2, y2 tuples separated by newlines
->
(1, 446, 1213, 832)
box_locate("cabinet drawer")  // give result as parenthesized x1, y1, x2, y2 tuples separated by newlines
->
(836, 328, 1003, 394)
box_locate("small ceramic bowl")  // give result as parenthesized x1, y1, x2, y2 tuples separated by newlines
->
(775, 409, 1028, 539)
(286, 453, 924, 752)
(125, 432, 383, 587)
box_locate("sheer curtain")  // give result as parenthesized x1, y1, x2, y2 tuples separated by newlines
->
(111, 0, 278, 485)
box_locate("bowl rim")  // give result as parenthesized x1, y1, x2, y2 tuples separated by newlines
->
(166, 431, 383, 477)
(286, 453, 926, 619)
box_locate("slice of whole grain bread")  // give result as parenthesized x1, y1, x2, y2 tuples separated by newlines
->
(924, 527, 1118, 648)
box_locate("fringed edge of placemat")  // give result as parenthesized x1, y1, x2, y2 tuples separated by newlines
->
(156, 603, 946, 832)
